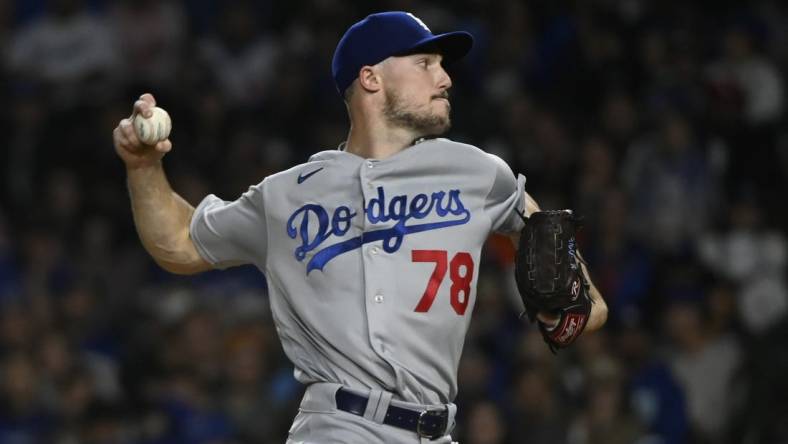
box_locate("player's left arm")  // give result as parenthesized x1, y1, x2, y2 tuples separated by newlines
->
(510, 192, 608, 334)
(576, 252, 607, 332)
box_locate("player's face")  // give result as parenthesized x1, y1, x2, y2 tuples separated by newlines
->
(380, 53, 453, 135)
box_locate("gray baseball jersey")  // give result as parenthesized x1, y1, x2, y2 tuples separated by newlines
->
(190, 138, 526, 405)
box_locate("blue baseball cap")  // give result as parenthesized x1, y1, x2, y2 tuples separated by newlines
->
(332, 11, 474, 95)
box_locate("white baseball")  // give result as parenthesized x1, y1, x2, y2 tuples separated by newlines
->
(133, 106, 172, 145)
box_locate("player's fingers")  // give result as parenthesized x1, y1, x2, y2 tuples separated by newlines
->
(155, 139, 172, 153)
(114, 127, 142, 155)
(133, 93, 156, 117)
(119, 118, 143, 147)
(132, 100, 153, 119)
(113, 126, 129, 148)
(119, 118, 135, 138)
(139, 93, 156, 107)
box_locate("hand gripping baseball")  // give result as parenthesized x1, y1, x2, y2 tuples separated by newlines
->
(514, 210, 593, 352)
(113, 93, 173, 170)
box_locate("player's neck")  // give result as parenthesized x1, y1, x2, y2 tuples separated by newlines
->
(344, 121, 423, 160)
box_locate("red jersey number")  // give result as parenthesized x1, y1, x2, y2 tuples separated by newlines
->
(412, 250, 475, 315)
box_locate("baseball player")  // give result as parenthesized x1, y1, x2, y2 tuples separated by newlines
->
(113, 11, 607, 443)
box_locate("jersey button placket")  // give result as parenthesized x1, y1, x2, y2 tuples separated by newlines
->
(358, 160, 389, 358)
(366, 161, 377, 188)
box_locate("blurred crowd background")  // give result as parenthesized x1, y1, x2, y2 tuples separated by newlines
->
(1, 0, 788, 443)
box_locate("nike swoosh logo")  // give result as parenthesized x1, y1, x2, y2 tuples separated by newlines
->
(297, 167, 324, 184)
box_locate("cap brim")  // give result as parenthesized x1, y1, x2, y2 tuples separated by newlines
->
(400, 31, 473, 64)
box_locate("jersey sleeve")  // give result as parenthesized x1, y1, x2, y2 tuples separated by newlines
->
(189, 183, 268, 269)
(484, 154, 527, 234)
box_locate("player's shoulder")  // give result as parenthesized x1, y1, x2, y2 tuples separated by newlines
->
(422, 138, 510, 170)
(424, 137, 483, 154)
(260, 149, 342, 187)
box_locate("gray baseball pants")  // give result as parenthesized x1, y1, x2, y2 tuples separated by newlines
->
(286, 382, 457, 443)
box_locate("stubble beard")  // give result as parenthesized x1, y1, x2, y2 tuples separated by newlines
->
(382, 89, 451, 136)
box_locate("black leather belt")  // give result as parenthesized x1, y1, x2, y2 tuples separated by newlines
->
(334, 388, 449, 440)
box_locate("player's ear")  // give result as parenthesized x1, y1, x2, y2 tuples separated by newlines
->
(357, 66, 382, 93)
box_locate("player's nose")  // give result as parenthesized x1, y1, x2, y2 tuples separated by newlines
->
(436, 65, 452, 91)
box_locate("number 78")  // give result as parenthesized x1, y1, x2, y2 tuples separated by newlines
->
(412, 250, 475, 315)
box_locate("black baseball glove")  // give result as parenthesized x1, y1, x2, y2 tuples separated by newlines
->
(514, 210, 593, 351)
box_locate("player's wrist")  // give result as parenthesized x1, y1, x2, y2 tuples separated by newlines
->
(537, 311, 560, 330)
(125, 159, 165, 176)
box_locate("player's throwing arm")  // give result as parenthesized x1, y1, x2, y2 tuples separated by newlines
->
(112, 93, 211, 275)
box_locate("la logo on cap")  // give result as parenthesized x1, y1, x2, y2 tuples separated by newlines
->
(407, 13, 431, 32)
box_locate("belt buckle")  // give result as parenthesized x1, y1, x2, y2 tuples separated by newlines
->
(416, 407, 447, 440)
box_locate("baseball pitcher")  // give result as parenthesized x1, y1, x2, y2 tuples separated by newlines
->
(113, 11, 607, 443)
